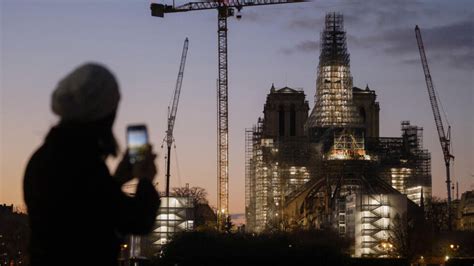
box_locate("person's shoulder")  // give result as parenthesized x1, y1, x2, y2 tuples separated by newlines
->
(23, 143, 50, 202)
(25, 143, 48, 174)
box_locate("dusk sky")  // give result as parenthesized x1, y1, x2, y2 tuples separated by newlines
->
(1, 0, 473, 215)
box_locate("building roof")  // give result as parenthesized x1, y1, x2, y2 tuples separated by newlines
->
(278, 87, 299, 93)
(353, 85, 376, 94)
(270, 83, 303, 94)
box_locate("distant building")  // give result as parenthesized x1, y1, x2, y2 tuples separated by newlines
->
(352, 86, 380, 138)
(456, 190, 474, 231)
(121, 196, 196, 260)
(354, 194, 407, 257)
(245, 85, 310, 232)
(0, 204, 29, 265)
(306, 12, 361, 130)
(120, 192, 196, 258)
(149, 197, 194, 253)
(245, 12, 430, 258)
(263, 84, 309, 139)
(367, 121, 432, 206)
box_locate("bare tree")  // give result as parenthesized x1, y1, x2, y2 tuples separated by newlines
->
(390, 209, 433, 260)
(172, 186, 208, 206)
(171, 186, 217, 231)
(389, 213, 408, 257)
(425, 197, 450, 232)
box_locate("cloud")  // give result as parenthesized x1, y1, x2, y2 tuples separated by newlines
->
(280, 40, 319, 55)
(282, 17, 474, 70)
(445, 53, 474, 69)
(288, 17, 325, 31)
(288, 12, 364, 31)
(237, 10, 271, 23)
(277, 0, 473, 69)
(377, 20, 473, 54)
(346, 34, 369, 49)
(286, 0, 435, 31)
(369, 19, 474, 69)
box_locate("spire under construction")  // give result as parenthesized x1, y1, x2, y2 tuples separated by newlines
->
(307, 13, 361, 129)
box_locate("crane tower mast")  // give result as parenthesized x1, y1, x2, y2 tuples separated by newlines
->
(151, 0, 305, 229)
(415, 25, 454, 230)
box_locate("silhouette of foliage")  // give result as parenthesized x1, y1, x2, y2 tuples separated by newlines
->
(224, 215, 234, 233)
(153, 230, 350, 266)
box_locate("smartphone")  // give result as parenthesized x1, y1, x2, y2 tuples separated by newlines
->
(126, 124, 149, 164)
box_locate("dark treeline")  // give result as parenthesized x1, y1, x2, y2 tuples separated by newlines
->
(151, 229, 423, 266)
(154, 230, 350, 266)
(152, 228, 474, 266)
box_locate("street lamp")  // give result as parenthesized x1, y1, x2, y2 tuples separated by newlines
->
(379, 241, 394, 257)
(448, 243, 460, 259)
(449, 243, 459, 251)
(444, 243, 461, 263)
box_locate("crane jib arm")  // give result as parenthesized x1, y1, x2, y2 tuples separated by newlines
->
(415, 25, 454, 230)
(151, 0, 305, 16)
(415, 25, 451, 163)
(167, 38, 188, 146)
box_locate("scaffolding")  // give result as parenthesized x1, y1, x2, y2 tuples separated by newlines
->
(327, 130, 369, 160)
(285, 166, 310, 196)
(307, 12, 361, 129)
(245, 128, 256, 230)
(415, 149, 432, 203)
(150, 197, 194, 252)
(408, 147, 431, 205)
(246, 118, 312, 232)
(358, 194, 392, 257)
(401, 121, 432, 205)
(401, 121, 423, 153)
(251, 120, 269, 232)
(390, 167, 412, 194)
(364, 122, 432, 207)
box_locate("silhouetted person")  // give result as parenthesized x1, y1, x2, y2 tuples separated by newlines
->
(23, 63, 160, 265)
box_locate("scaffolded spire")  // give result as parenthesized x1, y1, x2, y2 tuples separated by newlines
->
(307, 12, 361, 129)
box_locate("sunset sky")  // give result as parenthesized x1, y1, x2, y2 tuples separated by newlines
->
(1, 0, 473, 215)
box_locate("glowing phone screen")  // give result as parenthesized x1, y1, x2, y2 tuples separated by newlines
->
(127, 127, 148, 163)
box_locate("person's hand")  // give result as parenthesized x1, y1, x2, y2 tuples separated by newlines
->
(114, 150, 133, 185)
(133, 145, 157, 182)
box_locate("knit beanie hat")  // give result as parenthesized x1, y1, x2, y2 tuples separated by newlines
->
(52, 63, 120, 122)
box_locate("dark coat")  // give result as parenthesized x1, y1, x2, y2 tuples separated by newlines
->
(23, 125, 160, 265)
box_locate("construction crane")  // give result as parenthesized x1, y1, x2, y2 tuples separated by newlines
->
(164, 38, 189, 197)
(415, 25, 455, 230)
(150, 0, 305, 229)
